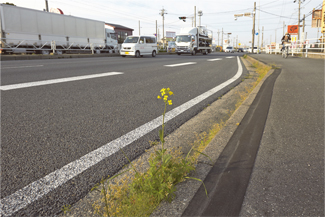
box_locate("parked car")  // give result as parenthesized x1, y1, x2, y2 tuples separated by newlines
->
(243, 48, 248, 52)
(237, 48, 244, 52)
(225, 46, 234, 53)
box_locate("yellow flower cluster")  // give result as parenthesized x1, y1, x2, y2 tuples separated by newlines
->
(157, 88, 173, 105)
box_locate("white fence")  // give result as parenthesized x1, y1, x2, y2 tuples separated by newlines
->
(265, 37, 325, 57)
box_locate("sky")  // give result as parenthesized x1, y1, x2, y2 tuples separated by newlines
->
(3, 0, 323, 47)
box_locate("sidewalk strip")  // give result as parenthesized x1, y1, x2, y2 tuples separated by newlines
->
(0, 72, 124, 91)
(182, 69, 281, 217)
(0, 57, 243, 217)
(164, 62, 197, 67)
(207, 58, 222, 61)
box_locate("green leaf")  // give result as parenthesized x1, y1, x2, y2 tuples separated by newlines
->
(194, 150, 212, 162)
(159, 129, 163, 142)
(185, 177, 208, 197)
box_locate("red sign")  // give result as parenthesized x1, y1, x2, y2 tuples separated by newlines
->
(287, 25, 298, 34)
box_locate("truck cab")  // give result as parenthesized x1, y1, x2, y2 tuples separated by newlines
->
(175, 26, 212, 55)
(105, 28, 118, 53)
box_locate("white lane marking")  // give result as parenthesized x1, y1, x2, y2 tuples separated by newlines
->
(0, 72, 123, 91)
(207, 58, 222, 61)
(0, 57, 243, 217)
(226, 56, 235, 58)
(2, 65, 44, 69)
(164, 62, 197, 67)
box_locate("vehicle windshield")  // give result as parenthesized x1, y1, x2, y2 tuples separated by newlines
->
(124, 36, 139, 43)
(226, 47, 232, 49)
(110, 33, 117, 40)
(176, 35, 192, 43)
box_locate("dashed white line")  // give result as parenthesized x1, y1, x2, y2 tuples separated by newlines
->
(0, 57, 243, 217)
(2, 65, 44, 69)
(0, 72, 123, 91)
(164, 62, 197, 67)
(226, 56, 235, 58)
(207, 58, 223, 61)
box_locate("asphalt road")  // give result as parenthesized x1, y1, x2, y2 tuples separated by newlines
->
(0, 52, 247, 216)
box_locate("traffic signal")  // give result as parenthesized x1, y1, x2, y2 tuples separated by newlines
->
(179, 17, 186, 22)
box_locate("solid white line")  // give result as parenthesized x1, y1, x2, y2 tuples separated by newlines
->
(0, 72, 124, 91)
(226, 56, 235, 58)
(207, 58, 222, 61)
(164, 62, 197, 67)
(0, 57, 243, 217)
(2, 65, 44, 69)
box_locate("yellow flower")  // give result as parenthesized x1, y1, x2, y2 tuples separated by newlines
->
(160, 88, 166, 96)
(163, 95, 168, 101)
(168, 100, 172, 105)
(157, 95, 161, 99)
(167, 88, 170, 91)
(169, 91, 174, 95)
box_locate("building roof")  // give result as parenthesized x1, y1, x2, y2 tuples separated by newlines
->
(105, 23, 134, 31)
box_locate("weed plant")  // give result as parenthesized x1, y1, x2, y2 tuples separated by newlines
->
(92, 88, 207, 217)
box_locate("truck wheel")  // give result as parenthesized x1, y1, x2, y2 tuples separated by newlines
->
(121, 55, 126, 57)
(203, 51, 207, 55)
(152, 50, 156, 57)
(191, 50, 196, 56)
(177, 53, 181, 55)
(135, 51, 140, 58)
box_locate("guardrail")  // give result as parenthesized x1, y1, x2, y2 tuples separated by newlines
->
(265, 37, 325, 57)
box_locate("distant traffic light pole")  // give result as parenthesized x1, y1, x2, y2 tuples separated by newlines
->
(234, 2, 256, 53)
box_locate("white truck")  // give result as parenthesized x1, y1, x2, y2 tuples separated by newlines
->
(175, 26, 213, 55)
(0, 4, 118, 54)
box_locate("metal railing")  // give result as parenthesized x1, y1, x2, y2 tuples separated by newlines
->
(0, 38, 117, 54)
(265, 37, 325, 57)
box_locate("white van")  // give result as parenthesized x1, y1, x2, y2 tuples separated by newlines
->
(120, 36, 158, 58)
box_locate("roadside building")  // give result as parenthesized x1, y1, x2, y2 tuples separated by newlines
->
(105, 23, 134, 44)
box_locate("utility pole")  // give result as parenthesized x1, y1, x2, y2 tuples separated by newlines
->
(236, 35, 238, 48)
(294, 0, 305, 42)
(45, 0, 49, 12)
(262, 26, 264, 48)
(194, 6, 196, 27)
(251, 2, 256, 53)
(217, 29, 220, 46)
(160, 7, 167, 48)
(156, 20, 157, 42)
(198, 10, 203, 26)
(258, 0, 260, 53)
(302, 14, 305, 34)
(221, 28, 223, 50)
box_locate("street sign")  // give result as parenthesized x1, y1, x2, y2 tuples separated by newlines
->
(234, 14, 243, 17)
(244, 13, 251, 17)
(238, 43, 241, 46)
(256, 32, 258, 35)
(288, 25, 298, 34)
